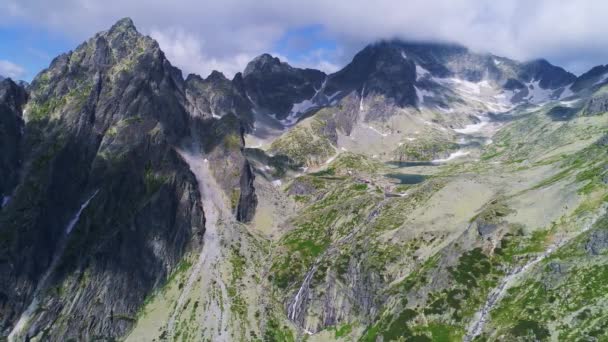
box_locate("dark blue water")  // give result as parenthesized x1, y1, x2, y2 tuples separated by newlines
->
(384, 173, 427, 184)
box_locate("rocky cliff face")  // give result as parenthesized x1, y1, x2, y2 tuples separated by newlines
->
(243, 54, 326, 120)
(185, 71, 253, 129)
(0, 18, 256, 340)
(0, 79, 28, 208)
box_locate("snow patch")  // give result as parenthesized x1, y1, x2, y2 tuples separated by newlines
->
(415, 86, 433, 104)
(454, 115, 490, 134)
(593, 72, 608, 86)
(437, 105, 454, 113)
(525, 80, 554, 104)
(359, 85, 366, 111)
(416, 64, 431, 80)
(282, 99, 317, 126)
(432, 150, 470, 163)
(365, 125, 389, 137)
(327, 91, 341, 101)
(559, 98, 580, 107)
(1, 195, 10, 208)
(325, 153, 339, 165)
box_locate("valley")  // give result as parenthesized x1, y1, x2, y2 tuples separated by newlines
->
(1, 18, 607, 342)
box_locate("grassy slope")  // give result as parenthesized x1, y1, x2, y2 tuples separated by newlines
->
(127, 103, 607, 341)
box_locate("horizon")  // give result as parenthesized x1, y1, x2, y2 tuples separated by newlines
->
(2, 1, 608, 82)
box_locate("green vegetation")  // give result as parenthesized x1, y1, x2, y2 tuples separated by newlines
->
(28, 97, 67, 121)
(328, 152, 384, 175)
(228, 245, 248, 319)
(143, 164, 169, 195)
(223, 133, 242, 150)
(270, 123, 335, 166)
(392, 135, 458, 162)
(334, 323, 353, 338)
(230, 188, 241, 210)
(263, 317, 295, 342)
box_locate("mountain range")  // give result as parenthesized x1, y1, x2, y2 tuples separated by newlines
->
(1, 18, 607, 341)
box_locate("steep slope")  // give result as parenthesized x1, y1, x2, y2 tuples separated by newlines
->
(262, 86, 608, 342)
(237, 41, 608, 341)
(185, 71, 253, 128)
(256, 40, 594, 171)
(0, 18, 255, 341)
(0, 78, 28, 209)
(243, 54, 326, 122)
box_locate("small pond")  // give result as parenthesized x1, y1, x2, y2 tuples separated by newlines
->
(384, 173, 427, 184)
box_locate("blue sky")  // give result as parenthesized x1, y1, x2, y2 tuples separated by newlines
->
(2, 1, 607, 81)
(0, 22, 343, 81)
(272, 25, 342, 72)
(0, 25, 75, 81)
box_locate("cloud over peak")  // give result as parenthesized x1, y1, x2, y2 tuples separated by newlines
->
(2, 0, 607, 78)
(0, 60, 26, 79)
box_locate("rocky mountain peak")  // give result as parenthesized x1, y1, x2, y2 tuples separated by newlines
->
(519, 58, 576, 89)
(0, 78, 28, 114)
(206, 70, 229, 82)
(108, 17, 137, 35)
(242, 54, 325, 119)
(571, 64, 608, 91)
(243, 53, 291, 77)
(324, 40, 418, 107)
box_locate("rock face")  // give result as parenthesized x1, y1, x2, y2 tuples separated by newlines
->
(324, 41, 418, 107)
(236, 159, 257, 222)
(571, 65, 608, 92)
(243, 53, 326, 120)
(585, 228, 608, 255)
(583, 92, 608, 116)
(0, 79, 28, 206)
(518, 59, 576, 89)
(0, 18, 255, 340)
(185, 71, 253, 128)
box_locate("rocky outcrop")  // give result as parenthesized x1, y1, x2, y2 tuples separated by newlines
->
(518, 59, 576, 89)
(317, 40, 575, 115)
(236, 160, 257, 222)
(185, 71, 253, 129)
(585, 227, 608, 255)
(0, 79, 27, 207)
(571, 65, 608, 92)
(583, 92, 608, 116)
(0, 17, 257, 340)
(243, 54, 326, 120)
(324, 41, 417, 107)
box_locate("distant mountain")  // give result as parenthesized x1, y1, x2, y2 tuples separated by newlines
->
(243, 53, 326, 121)
(242, 40, 583, 135)
(320, 40, 575, 107)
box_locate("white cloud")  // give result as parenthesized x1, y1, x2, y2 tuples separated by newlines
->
(0, 60, 26, 79)
(150, 28, 255, 78)
(2, 0, 608, 75)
